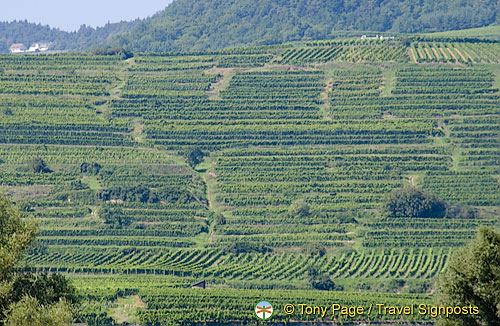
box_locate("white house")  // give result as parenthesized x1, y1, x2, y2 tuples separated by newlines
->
(39, 42, 51, 51)
(27, 42, 51, 52)
(27, 43, 40, 52)
(9, 43, 27, 53)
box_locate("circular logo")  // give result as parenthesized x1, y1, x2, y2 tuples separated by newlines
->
(255, 301, 273, 320)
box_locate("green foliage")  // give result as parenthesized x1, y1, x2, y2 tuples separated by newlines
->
(92, 47, 133, 60)
(307, 267, 337, 291)
(0, 194, 37, 279)
(186, 148, 205, 168)
(30, 157, 52, 174)
(10, 273, 79, 307)
(437, 227, 500, 326)
(112, 0, 500, 52)
(445, 204, 477, 219)
(5, 296, 73, 326)
(287, 199, 310, 219)
(226, 242, 271, 255)
(0, 193, 75, 325)
(0, 20, 141, 54)
(303, 243, 326, 257)
(99, 207, 131, 228)
(2, 1, 500, 53)
(214, 213, 226, 226)
(80, 162, 102, 175)
(383, 186, 447, 218)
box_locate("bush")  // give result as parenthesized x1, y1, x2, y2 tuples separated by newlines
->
(227, 242, 271, 255)
(383, 186, 446, 218)
(10, 273, 78, 306)
(303, 243, 326, 257)
(186, 148, 205, 168)
(215, 213, 226, 226)
(31, 157, 52, 173)
(92, 47, 133, 60)
(445, 203, 477, 219)
(287, 199, 310, 218)
(80, 162, 101, 175)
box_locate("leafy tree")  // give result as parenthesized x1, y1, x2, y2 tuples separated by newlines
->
(214, 213, 226, 226)
(437, 227, 500, 326)
(311, 274, 336, 291)
(31, 157, 52, 174)
(383, 186, 447, 218)
(307, 267, 337, 291)
(227, 242, 271, 255)
(303, 243, 326, 257)
(10, 273, 78, 306)
(99, 207, 131, 228)
(287, 199, 310, 219)
(0, 193, 74, 325)
(80, 162, 102, 175)
(186, 148, 205, 168)
(5, 296, 73, 326)
(446, 203, 477, 219)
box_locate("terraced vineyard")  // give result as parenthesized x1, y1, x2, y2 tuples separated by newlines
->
(409, 41, 500, 64)
(0, 37, 499, 325)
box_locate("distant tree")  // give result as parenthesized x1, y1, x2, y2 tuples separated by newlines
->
(311, 274, 336, 291)
(307, 267, 337, 291)
(288, 199, 310, 218)
(31, 157, 52, 173)
(92, 47, 133, 60)
(436, 227, 500, 326)
(446, 203, 477, 219)
(2, 108, 13, 116)
(186, 148, 205, 168)
(383, 186, 447, 218)
(100, 207, 131, 228)
(214, 213, 226, 226)
(227, 242, 271, 255)
(80, 162, 101, 175)
(303, 243, 326, 257)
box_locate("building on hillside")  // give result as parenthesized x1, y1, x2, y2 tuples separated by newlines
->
(191, 280, 206, 289)
(9, 43, 27, 53)
(39, 42, 51, 51)
(27, 43, 40, 52)
(27, 42, 51, 53)
(361, 35, 395, 40)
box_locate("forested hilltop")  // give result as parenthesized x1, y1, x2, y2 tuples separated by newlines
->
(2, 0, 500, 53)
(0, 20, 140, 53)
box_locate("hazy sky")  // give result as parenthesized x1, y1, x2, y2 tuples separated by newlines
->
(1, 0, 174, 32)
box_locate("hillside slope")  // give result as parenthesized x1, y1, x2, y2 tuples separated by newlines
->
(2, 0, 499, 53)
(110, 0, 500, 52)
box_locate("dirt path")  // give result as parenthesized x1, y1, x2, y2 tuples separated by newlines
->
(454, 48, 467, 62)
(416, 48, 425, 60)
(431, 47, 440, 60)
(381, 69, 395, 97)
(424, 48, 433, 60)
(205, 68, 234, 100)
(439, 48, 449, 60)
(320, 78, 334, 120)
(447, 48, 458, 63)
(409, 48, 418, 64)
